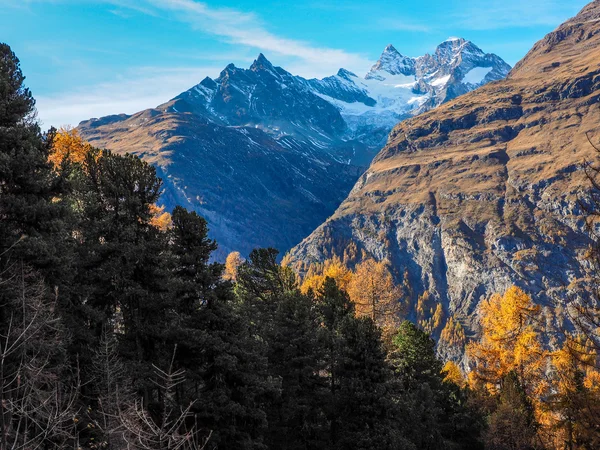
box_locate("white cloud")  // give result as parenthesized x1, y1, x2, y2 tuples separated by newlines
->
(6, 0, 372, 77)
(134, 0, 372, 78)
(35, 66, 221, 128)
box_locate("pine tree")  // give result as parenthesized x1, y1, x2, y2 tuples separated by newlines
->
(389, 321, 483, 450)
(0, 43, 69, 288)
(263, 290, 328, 450)
(317, 279, 409, 450)
(0, 43, 77, 449)
(237, 249, 326, 449)
(71, 149, 172, 404)
(169, 209, 270, 450)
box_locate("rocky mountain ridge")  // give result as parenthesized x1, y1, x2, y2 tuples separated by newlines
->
(79, 39, 509, 259)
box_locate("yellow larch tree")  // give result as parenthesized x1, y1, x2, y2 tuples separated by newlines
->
(346, 258, 402, 330)
(544, 336, 600, 449)
(440, 315, 466, 349)
(224, 251, 244, 282)
(149, 204, 173, 231)
(442, 360, 466, 388)
(467, 286, 548, 402)
(48, 127, 93, 168)
(416, 291, 445, 335)
(300, 256, 352, 294)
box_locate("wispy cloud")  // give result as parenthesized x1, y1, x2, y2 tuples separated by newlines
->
(8, 0, 372, 77)
(132, 0, 372, 77)
(35, 66, 221, 128)
(7, 0, 376, 125)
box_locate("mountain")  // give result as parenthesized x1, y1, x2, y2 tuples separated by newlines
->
(78, 40, 509, 259)
(306, 38, 511, 149)
(286, 1, 600, 358)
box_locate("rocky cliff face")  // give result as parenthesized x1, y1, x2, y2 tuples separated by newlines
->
(286, 1, 600, 358)
(79, 41, 508, 260)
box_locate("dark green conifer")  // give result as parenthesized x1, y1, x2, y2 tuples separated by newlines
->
(169, 210, 270, 450)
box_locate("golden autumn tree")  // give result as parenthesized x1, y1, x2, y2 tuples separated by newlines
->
(416, 291, 445, 335)
(440, 315, 466, 349)
(224, 251, 244, 282)
(48, 127, 93, 168)
(346, 258, 402, 330)
(545, 336, 600, 449)
(300, 256, 352, 294)
(149, 204, 172, 231)
(467, 286, 548, 401)
(442, 360, 466, 388)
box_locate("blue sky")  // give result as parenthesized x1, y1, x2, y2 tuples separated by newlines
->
(0, 0, 590, 127)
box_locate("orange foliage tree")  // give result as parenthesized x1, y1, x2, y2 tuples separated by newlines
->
(149, 204, 172, 231)
(224, 251, 244, 282)
(442, 360, 466, 388)
(48, 127, 93, 168)
(440, 315, 466, 349)
(545, 336, 600, 448)
(467, 286, 548, 400)
(300, 256, 352, 294)
(346, 258, 402, 330)
(416, 291, 444, 335)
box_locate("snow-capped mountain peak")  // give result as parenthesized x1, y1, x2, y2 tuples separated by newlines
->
(433, 38, 485, 66)
(311, 39, 511, 137)
(366, 44, 416, 80)
(163, 38, 510, 166)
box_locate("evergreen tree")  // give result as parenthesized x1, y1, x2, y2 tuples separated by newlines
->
(72, 149, 171, 403)
(264, 291, 327, 449)
(317, 278, 410, 450)
(389, 321, 483, 450)
(0, 42, 77, 449)
(237, 249, 326, 449)
(169, 209, 270, 450)
(0, 43, 69, 282)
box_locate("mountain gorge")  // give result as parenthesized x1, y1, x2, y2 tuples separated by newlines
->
(78, 39, 509, 258)
(286, 1, 600, 358)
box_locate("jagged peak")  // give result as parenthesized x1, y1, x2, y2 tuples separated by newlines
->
(378, 43, 412, 62)
(435, 37, 480, 52)
(250, 53, 275, 72)
(200, 76, 217, 90)
(433, 37, 485, 66)
(337, 68, 358, 79)
(444, 36, 466, 44)
(367, 43, 416, 79)
(383, 44, 400, 55)
(216, 63, 238, 80)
